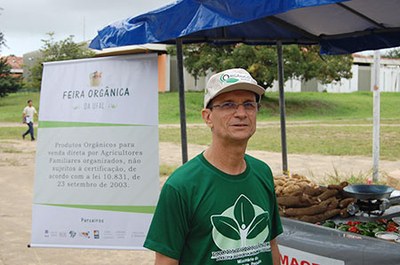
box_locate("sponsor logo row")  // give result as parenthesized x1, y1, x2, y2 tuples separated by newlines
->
(43, 229, 147, 240)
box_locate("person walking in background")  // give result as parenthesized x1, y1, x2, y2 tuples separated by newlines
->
(144, 68, 282, 265)
(22, 99, 38, 141)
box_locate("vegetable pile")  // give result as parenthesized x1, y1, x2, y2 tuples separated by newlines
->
(275, 174, 354, 223)
(320, 219, 399, 238)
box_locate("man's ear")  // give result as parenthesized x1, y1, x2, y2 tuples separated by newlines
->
(201, 108, 213, 129)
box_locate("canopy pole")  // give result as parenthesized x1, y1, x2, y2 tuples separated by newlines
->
(176, 38, 189, 164)
(372, 50, 381, 182)
(276, 41, 289, 175)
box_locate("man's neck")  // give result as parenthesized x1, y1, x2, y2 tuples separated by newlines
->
(203, 140, 247, 175)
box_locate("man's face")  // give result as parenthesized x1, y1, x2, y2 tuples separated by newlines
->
(202, 90, 258, 144)
(28, 101, 33, 107)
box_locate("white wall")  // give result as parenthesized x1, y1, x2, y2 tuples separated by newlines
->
(380, 65, 400, 92)
(322, 65, 359, 93)
(270, 78, 302, 92)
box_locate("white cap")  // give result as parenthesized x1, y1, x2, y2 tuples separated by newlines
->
(204, 68, 265, 108)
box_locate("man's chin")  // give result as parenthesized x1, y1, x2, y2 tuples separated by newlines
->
(228, 131, 254, 142)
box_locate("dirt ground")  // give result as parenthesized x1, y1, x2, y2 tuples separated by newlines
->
(0, 138, 399, 265)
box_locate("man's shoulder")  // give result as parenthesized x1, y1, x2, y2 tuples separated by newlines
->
(245, 154, 273, 178)
(245, 154, 269, 167)
(165, 154, 204, 185)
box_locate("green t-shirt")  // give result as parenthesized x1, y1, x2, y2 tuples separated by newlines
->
(144, 153, 283, 265)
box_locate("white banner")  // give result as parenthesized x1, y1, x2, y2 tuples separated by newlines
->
(31, 54, 159, 249)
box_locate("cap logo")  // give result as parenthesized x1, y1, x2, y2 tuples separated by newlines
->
(220, 74, 239, 84)
(220, 72, 254, 85)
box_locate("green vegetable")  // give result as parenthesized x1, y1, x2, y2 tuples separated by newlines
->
(360, 230, 375, 237)
(319, 218, 399, 238)
(322, 220, 336, 228)
(372, 227, 386, 233)
(338, 224, 350, 231)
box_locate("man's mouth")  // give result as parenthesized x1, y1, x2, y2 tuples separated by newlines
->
(231, 124, 248, 127)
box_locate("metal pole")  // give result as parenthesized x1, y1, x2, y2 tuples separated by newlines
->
(372, 50, 381, 182)
(176, 38, 189, 164)
(276, 41, 289, 175)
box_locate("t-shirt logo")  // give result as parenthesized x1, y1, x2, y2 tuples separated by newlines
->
(210, 194, 271, 261)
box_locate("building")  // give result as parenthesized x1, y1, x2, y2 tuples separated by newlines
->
(169, 53, 400, 93)
(1, 55, 23, 77)
(268, 54, 400, 93)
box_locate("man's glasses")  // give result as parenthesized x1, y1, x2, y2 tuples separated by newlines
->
(209, 101, 259, 113)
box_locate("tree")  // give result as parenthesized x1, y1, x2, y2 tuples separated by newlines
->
(0, 8, 5, 48)
(0, 57, 22, 97)
(0, 31, 5, 49)
(386, 48, 400, 59)
(179, 43, 353, 88)
(0, 24, 22, 97)
(27, 32, 95, 89)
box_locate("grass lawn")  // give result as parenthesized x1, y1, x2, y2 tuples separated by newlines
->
(0, 92, 40, 122)
(0, 127, 26, 140)
(159, 125, 400, 161)
(159, 91, 400, 123)
(2, 91, 399, 123)
(1, 91, 399, 159)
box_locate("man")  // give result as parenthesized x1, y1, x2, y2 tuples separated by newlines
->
(22, 99, 38, 141)
(144, 68, 282, 265)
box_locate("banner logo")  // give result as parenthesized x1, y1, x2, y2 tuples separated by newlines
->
(89, 71, 102, 87)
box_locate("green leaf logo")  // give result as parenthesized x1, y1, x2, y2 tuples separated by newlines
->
(210, 194, 270, 250)
(211, 216, 240, 240)
(234, 194, 255, 230)
(247, 212, 269, 239)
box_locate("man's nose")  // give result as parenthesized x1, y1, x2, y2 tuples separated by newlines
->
(234, 104, 247, 117)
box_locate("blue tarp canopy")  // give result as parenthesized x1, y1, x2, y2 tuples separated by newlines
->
(90, 0, 400, 54)
(89, 0, 400, 169)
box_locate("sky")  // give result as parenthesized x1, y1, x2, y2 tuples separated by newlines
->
(0, 0, 175, 56)
(0, 0, 396, 57)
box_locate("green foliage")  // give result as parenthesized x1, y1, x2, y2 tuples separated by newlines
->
(0, 57, 22, 97)
(27, 32, 95, 89)
(385, 48, 400, 59)
(0, 14, 5, 49)
(182, 44, 235, 80)
(0, 31, 5, 50)
(180, 43, 353, 88)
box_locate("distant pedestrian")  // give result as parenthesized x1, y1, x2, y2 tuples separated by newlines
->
(22, 99, 37, 141)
